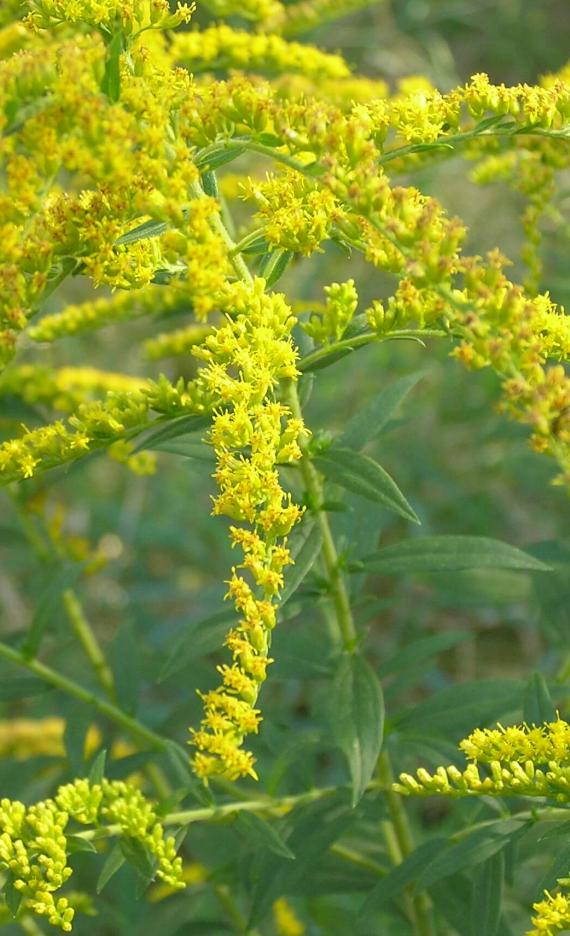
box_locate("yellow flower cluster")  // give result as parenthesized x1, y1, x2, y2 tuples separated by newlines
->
(0, 365, 147, 413)
(243, 170, 343, 255)
(189, 278, 306, 781)
(273, 896, 306, 935)
(144, 323, 212, 360)
(395, 718, 570, 801)
(395, 719, 570, 936)
(0, 375, 207, 483)
(172, 25, 350, 80)
(0, 718, 134, 762)
(528, 891, 570, 936)
(0, 16, 230, 365)
(29, 289, 160, 343)
(0, 777, 183, 931)
(304, 279, 359, 343)
(26, 0, 194, 35)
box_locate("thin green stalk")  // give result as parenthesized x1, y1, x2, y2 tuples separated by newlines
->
(62, 589, 115, 699)
(0, 638, 166, 752)
(214, 884, 261, 936)
(378, 754, 435, 936)
(189, 178, 253, 285)
(18, 917, 45, 936)
(284, 379, 435, 936)
(330, 843, 388, 877)
(298, 328, 449, 373)
(284, 381, 356, 651)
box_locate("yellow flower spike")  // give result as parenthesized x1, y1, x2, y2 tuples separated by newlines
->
(395, 718, 570, 803)
(172, 25, 350, 82)
(26, 0, 194, 35)
(189, 279, 305, 781)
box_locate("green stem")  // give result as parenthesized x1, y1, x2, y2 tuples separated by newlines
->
(284, 381, 356, 651)
(378, 754, 435, 936)
(189, 178, 253, 285)
(0, 639, 167, 752)
(214, 884, 261, 936)
(62, 590, 116, 699)
(298, 328, 449, 373)
(284, 380, 435, 935)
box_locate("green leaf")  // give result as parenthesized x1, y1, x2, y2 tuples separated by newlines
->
(299, 339, 372, 373)
(314, 448, 419, 524)
(159, 608, 236, 681)
(201, 170, 218, 198)
(360, 838, 448, 914)
(194, 143, 246, 171)
(3, 877, 23, 918)
(67, 834, 98, 855)
(379, 631, 471, 679)
(235, 812, 295, 860)
(258, 249, 294, 288)
(116, 217, 169, 247)
(524, 672, 556, 725)
(248, 795, 351, 926)
(417, 818, 528, 889)
(22, 562, 83, 659)
(395, 679, 524, 734)
(471, 851, 504, 936)
(97, 843, 126, 894)
(120, 836, 156, 882)
(362, 536, 550, 573)
(101, 28, 123, 102)
(331, 654, 385, 806)
(132, 414, 210, 455)
(430, 873, 518, 936)
(534, 841, 570, 901)
(89, 749, 107, 786)
(63, 701, 90, 774)
(339, 372, 425, 451)
(280, 522, 322, 608)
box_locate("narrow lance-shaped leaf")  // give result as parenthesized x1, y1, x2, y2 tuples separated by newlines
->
(315, 448, 420, 524)
(362, 535, 551, 573)
(339, 371, 426, 451)
(235, 811, 295, 860)
(416, 818, 529, 890)
(471, 851, 504, 936)
(280, 521, 322, 608)
(331, 654, 385, 806)
(523, 671, 556, 725)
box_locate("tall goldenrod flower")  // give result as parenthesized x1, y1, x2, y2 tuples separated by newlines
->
(189, 278, 307, 781)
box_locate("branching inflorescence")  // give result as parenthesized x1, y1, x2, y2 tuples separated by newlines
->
(0, 0, 569, 930)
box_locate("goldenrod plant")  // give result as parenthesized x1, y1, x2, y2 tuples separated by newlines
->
(0, 0, 569, 932)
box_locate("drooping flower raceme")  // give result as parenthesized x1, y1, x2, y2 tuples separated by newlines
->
(189, 278, 307, 781)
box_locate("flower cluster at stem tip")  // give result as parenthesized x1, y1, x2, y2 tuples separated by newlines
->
(0, 778, 183, 931)
(395, 718, 570, 936)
